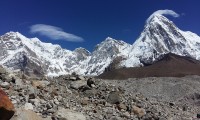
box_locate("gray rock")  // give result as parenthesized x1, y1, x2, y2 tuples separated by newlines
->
(77, 76, 85, 81)
(81, 97, 89, 105)
(69, 77, 77, 81)
(46, 103, 52, 109)
(15, 79, 23, 86)
(87, 78, 95, 87)
(11, 109, 50, 120)
(117, 103, 127, 111)
(28, 86, 37, 99)
(70, 80, 87, 90)
(24, 103, 34, 110)
(110, 116, 123, 120)
(83, 89, 97, 97)
(107, 92, 121, 104)
(54, 108, 86, 120)
(0, 82, 10, 89)
(0, 66, 6, 74)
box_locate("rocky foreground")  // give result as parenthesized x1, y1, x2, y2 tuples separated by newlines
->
(0, 67, 200, 120)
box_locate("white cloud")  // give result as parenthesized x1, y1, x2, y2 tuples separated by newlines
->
(30, 24, 84, 42)
(147, 9, 180, 23)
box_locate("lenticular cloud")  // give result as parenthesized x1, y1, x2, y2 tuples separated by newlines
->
(30, 24, 84, 42)
(146, 10, 180, 23)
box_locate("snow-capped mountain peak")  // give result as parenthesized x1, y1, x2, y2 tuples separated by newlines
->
(0, 32, 132, 76)
(84, 37, 132, 75)
(1, 10, 200, 77)
(123, 11, 200, 66)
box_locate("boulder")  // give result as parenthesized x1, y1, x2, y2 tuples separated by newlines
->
(83, 89, 97, 97)
(24, 103, 34, 110)
(69, 77, 77, 81)
(107, 92, 121, 104)
(0, 66, 6, 74)
(15, 79, 23, 86)
(132, 105, 146, 117)
(11, 109, 49, 120)
(0, 82, 10, 89)
(78, 85, 91, 92)
(87, 78, 95, 87)
(81, 97, 89, 105)
(31, 80, 50, 89)
(117, 103, 127, 111)
(77, 76, 85, 81)
(197, 114, 200, 118)
(0, 88, 15, 120)
(28, 86, 37, 99)
(54, 108, 86, 120)
(70, 80, 87, 90)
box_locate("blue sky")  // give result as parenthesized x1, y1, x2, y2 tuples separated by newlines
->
(0, 0, 200, 51)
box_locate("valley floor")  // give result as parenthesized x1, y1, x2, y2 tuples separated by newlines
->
(0, 68, 200, 120)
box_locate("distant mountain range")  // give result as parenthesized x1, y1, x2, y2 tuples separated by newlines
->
(1, 11, 200, 77)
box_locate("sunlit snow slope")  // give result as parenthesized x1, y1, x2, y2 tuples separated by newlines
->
(1, 11, 200, 76)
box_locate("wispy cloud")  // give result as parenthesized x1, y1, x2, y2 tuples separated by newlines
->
(147, 9, 180, 23)
(30, 24, 84, 42)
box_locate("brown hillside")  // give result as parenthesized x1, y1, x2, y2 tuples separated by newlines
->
(98, 53, 200, 80)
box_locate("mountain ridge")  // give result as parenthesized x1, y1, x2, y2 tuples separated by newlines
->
(1, 11, 200, 77)
(98, 53, 200, 79)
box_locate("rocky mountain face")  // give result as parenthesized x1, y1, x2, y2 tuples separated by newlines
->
(122, 13, 200, 66)
(1, 11, 200, 77)
(0, 33, 132, 76)
(0, 32, 90, 76)
(85, 37, 132, 75)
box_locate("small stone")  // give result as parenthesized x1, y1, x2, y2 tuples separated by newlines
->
(12, 100, 17, 104)
(87, 78, 95, 87)
(29, 93, 36, 99)
(47, 108, 56, 113)
(81, 97, 89, 105)
(121, 111, 130, 119)
(46, 103, 52, 109)
(110, 116, 123, 120)
(77, 76, 85, 81)
(69, 77, 77, 81)
(197, 114, 200, 118)
(0, 66, 6, 74)
(169, 102, 174, 106)
(57, 96, 62, 102)
(117, 103, 127, 111)
(54, 99, 59, 105)
(91, 84, 96, 88)
(11, 77, 16, 83)
(55, 108, 86, 120)
(107, 92, 121, 104)
(78, 85, 91, 92)
(28, 86, 36, 99)
(12, 109, 45, 120)
(24, 103, 34, 110)
(11, 96, 17, 99)
(15, 79, 23, 86)
(83, 89, 97, 97)
(32, 80, 50, 89)
(29, 99, 40, 107)
(0, 82, 10, 89)
(182, 105, 187, 111)
(70, 80, 87, 90)
(132, 105, 146, 117)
